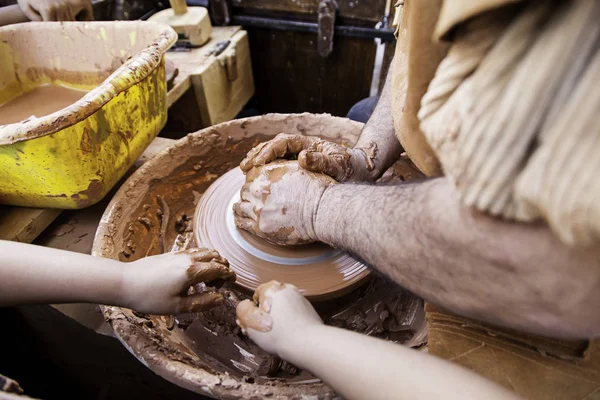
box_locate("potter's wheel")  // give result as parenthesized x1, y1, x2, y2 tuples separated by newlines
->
(194, 167, 370, 300)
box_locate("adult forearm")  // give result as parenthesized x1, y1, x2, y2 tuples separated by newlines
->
(354, 69, 402, 179)
(282, 324, 518, 400)
(314, 179, 600, 338)
(0, 241, 123, 307)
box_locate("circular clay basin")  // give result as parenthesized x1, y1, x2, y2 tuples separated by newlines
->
(93, 113, 426, 399)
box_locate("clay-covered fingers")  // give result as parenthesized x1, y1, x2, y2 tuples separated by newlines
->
(240, 141, 269, 172)
(233, 182, 262, 236)
(252, 280, 287, 313)
(184, 248, 226, 264)
(236, 281, 291, 333)
(297, 140, 353, 181)
(184, 248, 235, 285)
(240, 134, 317, 172)
(178, 291, 224, 313)
(19, 4, 42, 21)
(57, 6, 74, 22)
(236, 299, 273, 333)
(18, 0, 94, 21)
(298, 150, 348, 181)
(39, 3, 58, 20)
(232, 200, 258, 221)
(186, 261, 235, 285)
(239, 181, 262, 201)
(233, 206, 263, 239)
(233, 215, 257, 234)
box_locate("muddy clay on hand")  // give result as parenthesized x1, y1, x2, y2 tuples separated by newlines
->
(93, 114, 427, 399)
(195, 163, 371, 300)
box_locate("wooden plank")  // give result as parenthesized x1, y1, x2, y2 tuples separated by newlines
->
(0, 207, 61, 243)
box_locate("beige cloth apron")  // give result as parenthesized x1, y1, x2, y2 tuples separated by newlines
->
(391, 2, 600, 399)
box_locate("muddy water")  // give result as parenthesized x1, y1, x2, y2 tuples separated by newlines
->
(0, 85, 87, 125)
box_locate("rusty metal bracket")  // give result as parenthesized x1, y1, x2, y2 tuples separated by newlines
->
(317, 0, 338, 58)
(232, 15, 396, 42)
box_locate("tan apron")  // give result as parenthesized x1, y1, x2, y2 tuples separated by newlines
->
(391, 1, 600, 399)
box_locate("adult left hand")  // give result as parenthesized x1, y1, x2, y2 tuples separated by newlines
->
(233, 161, 335, 246)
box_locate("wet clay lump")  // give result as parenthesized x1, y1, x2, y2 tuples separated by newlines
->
(194, 165, 370, 300)
(0, 85, 87, 126)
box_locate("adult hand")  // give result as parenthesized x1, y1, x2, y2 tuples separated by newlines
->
(233, 161, 335, 246)
(236, 281, 323, 356)
(17, 0, 94, 21)
(240, 133, 377, 182)
(120, 248, 235, 315)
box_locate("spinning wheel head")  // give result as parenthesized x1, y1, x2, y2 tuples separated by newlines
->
(193, 166, 370, 301)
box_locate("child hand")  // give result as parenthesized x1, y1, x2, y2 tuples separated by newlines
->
(235, 281, 323, 356)
(120, 248, 235, 315)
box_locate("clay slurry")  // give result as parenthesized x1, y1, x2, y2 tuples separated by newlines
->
(0, 85, 88, 126)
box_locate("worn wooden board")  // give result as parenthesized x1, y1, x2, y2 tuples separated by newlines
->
(0, 207, 61, 243)
(166, 26, 254, 130)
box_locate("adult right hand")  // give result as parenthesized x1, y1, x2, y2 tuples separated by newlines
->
(240, 133, 378, 182)
(17, 0, 93, 21)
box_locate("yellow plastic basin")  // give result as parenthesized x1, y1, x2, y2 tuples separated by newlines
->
(0, 21, 177, 209)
